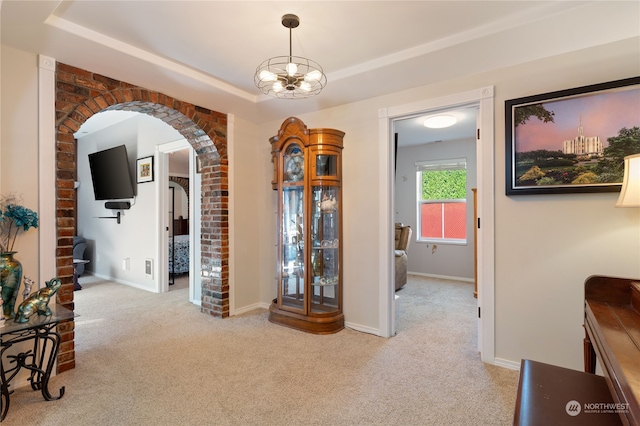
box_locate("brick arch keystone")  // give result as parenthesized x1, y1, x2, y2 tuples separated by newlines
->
(54, 63, 229, 373)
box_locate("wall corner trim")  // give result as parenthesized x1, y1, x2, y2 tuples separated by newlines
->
(38, 55, 56, 71)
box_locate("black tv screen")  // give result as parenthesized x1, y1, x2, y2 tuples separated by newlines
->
(88, 145, 136, 200)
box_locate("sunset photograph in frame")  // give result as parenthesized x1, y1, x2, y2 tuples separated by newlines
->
(505, 77, 640, 195)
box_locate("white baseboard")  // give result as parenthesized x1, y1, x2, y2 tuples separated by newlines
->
(233, 302, 269, 316)
(494, 357, 521, 371)
(345, 322, 381, 336)
(89, 272, 157, 292)
(408, 271, 474, 283)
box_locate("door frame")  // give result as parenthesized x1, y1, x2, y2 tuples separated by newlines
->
(156, 140, 200, 304)
(379, 86, 496, 363)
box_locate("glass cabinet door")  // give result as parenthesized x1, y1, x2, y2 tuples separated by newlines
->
(280, 142, 306, 312)
(315, 154, 337, 177)
(310, 185, 340, 313)
(280, 186, 305, 311)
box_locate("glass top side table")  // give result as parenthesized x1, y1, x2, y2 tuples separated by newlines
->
(0, 304, 74, 421)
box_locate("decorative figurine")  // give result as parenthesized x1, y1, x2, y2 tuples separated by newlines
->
(14, 277, 62, 323)
(319, 276, 339, 286)
(318, 194, 337, 212)
(23, 276, 34, 300)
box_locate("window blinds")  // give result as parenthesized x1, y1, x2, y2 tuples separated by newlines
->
(415, 158, 466, 171)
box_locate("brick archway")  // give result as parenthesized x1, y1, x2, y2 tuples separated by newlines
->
(54, 63, 229, 372)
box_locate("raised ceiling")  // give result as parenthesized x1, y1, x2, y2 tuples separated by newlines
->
(2, 1, 638, 126)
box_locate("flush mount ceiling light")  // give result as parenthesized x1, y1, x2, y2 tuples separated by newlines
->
(423, 115, 457, 129)
(254, 14, 327, 99)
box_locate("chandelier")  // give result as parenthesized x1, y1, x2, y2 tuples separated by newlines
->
(254, 14, 327, 99)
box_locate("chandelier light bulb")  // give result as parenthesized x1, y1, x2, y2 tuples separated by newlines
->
(259, 70, 277, 82)
(305, 70, 322, 82)
(286, 62, 297, 76)
(300, 81, 311, 92)
(254, 14, 327, 99)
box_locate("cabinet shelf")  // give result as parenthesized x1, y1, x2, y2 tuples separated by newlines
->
(312, 281, 339, 287)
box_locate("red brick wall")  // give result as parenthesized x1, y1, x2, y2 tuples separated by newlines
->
(55, 63, 229, 373)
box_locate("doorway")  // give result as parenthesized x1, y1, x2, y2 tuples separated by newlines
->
(168, 151, 190, 289)
(381, 86, 496, 363)
(157, 140, 202, 304)
(43, 63, 230, 373)
(392, 105, 478, 347)
(393, 105, 478, 280)
(74, 112, 199, 303)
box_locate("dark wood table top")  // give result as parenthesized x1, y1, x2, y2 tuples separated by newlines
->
(585, 275, 640, 426)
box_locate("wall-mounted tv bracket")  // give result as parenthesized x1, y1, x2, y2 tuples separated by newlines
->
(98, 211, 122, 224)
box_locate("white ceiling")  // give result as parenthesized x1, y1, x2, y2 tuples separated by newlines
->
(2, 1, 638, 145)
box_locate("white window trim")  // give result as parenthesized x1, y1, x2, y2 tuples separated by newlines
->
(415, 157, 466, 171)
(416, 158, 468, 245)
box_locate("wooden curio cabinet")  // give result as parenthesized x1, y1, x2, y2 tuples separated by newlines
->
(269, 117, 345, 334)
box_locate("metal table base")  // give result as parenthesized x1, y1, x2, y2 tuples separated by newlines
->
(0, 305, 73, 421)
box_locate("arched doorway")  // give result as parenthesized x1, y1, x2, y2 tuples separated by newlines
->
(54, 62, 229, 371)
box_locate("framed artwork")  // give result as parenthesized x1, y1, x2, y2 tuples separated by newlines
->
(136, 156, 154, 183)
(505, 77, 640, 195)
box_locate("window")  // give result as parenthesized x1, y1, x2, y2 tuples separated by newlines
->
(416, 158, 467, 244)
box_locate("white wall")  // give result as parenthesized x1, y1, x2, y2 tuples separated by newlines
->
(396, 138, 477, 280)
(0, 46, 40, 290)
(230, 116, 263, 311)
(77, 114, 183, 291)
(0, 44, 46, 387)
(491, 40, 640, 370)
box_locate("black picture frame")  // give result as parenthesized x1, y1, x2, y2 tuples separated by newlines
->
(136, 156, 154, 183)
(505, 76, 640, 195)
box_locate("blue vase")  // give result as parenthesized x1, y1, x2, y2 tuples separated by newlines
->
(0, 251, 22, 319)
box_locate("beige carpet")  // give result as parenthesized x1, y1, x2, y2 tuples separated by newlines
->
(170, 273, 189, 291)
(5, 275, 518, 425)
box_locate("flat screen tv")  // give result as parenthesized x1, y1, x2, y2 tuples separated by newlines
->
(88, 145, 136, 200)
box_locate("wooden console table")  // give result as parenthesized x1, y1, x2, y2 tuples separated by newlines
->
(0, 304, 74, 421)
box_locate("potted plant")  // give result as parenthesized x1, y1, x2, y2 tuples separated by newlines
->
(0, 194, 38, 319)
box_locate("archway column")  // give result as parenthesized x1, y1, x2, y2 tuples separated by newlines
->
(53, 62, 229, 373)
(38, 55, 57, 283)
